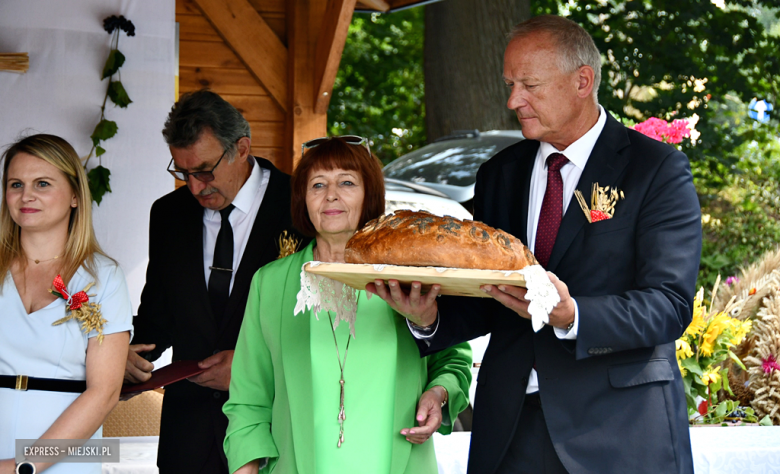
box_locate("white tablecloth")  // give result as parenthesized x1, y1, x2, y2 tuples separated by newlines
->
(103, 427, 780, 474)
(102, 437, 158, 474)
(432, 427, 780, 474)
(688, 426, 780, 474)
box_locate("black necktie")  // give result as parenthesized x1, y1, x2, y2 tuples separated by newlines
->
(208, 204, 235, 320)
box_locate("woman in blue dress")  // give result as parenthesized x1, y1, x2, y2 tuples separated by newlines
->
(0, 134, 132, 474)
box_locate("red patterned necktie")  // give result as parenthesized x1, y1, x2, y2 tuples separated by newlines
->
(534, 153, 569, 268)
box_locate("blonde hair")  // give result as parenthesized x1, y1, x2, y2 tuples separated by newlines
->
(0, 134, 111, 289)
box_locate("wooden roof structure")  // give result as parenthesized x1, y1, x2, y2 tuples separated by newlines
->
(177, 0, 434, 173)
(355, 0, 441, 12)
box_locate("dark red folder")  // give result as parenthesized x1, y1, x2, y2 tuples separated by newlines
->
(121, 360, 206, 394)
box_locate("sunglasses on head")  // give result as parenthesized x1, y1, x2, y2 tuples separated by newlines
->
(301, 135, 371, 159)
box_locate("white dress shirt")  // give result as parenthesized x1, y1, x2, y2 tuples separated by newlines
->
(202, 156, 270, 294)
(412, 106, 608, 395)
(520, 105, 607, 392)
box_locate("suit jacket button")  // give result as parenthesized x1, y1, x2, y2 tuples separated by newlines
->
(213, 391, 221, 399)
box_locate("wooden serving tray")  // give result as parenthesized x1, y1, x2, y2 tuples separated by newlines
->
(305, 262, 526, 298)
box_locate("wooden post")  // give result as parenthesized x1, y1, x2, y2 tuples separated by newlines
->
(284, 0, 329, 173)
(313, 0, 357, 114)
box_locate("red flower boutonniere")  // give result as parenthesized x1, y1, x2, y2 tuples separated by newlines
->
(50, 274, 107, 343)
(574, 182, 624, 223)
(51, 274, 89, 309)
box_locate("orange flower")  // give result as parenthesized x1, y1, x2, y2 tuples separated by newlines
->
(676, 339, 693, 360)
(699, 313, 730, 357)
(685, 296, 707, 338)
(677, 358, 687, 377)
(730, 319, 752, 345)
(701, 368, 721, 386)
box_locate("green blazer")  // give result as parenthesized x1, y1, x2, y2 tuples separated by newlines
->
(223, 242, 472, 474)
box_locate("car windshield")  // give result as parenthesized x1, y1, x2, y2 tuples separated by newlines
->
(383, 134, 523, 187)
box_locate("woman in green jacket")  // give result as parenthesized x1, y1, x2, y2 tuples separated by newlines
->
(223, 136, 472, 474)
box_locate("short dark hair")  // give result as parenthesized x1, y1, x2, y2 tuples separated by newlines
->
(162, 89, 251, 156)
(291, 138, 385, 237)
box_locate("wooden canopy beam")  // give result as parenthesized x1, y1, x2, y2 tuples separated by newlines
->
(313, 0, 358, 114)
(194, 0, 288, 112)
(389, 0, 433, 9)
(357, 0, 390, 12)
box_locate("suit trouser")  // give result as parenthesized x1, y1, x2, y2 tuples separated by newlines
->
(158, 437, 228, 474)
(496, 393, 568, 474)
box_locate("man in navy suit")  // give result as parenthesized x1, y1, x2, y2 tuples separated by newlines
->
(370, 15, 700, 474)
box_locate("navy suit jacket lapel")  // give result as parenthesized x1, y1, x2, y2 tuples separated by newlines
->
(504, 140, 539, 245)
(546, 114, 631, 272)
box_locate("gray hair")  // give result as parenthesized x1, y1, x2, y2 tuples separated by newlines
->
(162, 89, 251, 161)
(508, 15, 601, 101)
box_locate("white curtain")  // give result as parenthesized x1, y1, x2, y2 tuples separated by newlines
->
(0, 0, 176, 313)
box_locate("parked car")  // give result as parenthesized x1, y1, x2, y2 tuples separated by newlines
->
(384, 178, 472, 220)
(383, 130, 525, 213)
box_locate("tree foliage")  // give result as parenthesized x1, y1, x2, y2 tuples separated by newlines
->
(531, 1, 780, 285)
(330, 1, 780, 283)
(328, 10, 425, 164)
(543, 0, 780, 189)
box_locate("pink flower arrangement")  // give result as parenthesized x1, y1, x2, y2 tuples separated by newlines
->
(725, 276, 740, 286)
(763, 354, 780, 375)
(632, 117, 692, 144)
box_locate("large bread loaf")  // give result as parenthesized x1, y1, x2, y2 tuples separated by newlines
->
(344, 210, 537, 270)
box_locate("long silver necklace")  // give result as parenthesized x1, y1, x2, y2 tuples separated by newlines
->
(315, 245, 353, 447)
(327, 312, 351, 447)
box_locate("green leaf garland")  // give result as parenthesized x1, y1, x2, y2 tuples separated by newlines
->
(90, 119, 118, 146)
(102, 49, 125, 79)
(108, 81, 132, 108)
(84, 15, 135, 205)
(87, 166, 112, 205)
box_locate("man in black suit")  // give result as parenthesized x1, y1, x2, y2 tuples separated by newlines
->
(370, 15, 701, 474)
(124, 90, 305, 473)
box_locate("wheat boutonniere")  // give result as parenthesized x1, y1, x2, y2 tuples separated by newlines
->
(574, 182, 624, 223)
(277, 230, 301, 259)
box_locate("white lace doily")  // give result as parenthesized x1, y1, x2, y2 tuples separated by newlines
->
(294, 262, 560, 336)
(294, 261, 360, 337)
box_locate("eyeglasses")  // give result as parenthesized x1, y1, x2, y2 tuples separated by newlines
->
(301, 135, 371, 159)
(167, 145, 232, 183)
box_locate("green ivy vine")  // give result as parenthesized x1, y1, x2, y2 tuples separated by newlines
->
(84, 15, 135, 204)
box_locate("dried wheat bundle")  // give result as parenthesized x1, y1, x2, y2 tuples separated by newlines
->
(729, 375, 753, 406)
(276, 230, 301, 260)
(744, 288, 780, 425)
(0, 53, 29, 73)
(724, 272, 780, 323)
(714, 246, 780, 317)
(52, 300, 107, 343)
(715, 272, 778, 399)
